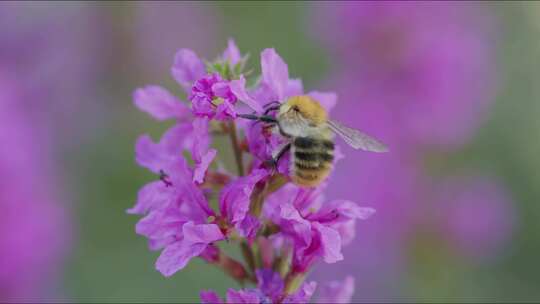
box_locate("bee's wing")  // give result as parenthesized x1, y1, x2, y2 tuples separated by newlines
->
(327, 120, 388, 152)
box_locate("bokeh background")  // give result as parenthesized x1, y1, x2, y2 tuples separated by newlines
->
(1, 1, 540, 302)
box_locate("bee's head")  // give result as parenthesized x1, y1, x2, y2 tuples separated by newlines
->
(279, 96, 328, 125)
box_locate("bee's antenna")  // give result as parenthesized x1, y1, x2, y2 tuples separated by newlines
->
(263, 100, 281, 108)
(263, 106, 280, 116)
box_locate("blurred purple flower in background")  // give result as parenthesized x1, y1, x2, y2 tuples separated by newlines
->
(313, 2, 496, 148)
(0, 3, 108, 300)
(310, 2, 515, 301)
(0, 3, 108, 145)
(0, 74, 69, 300)
(135, 2, 220, 82)
(434, 177, 515, 259)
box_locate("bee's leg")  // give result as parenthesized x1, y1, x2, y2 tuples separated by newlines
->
(265, 143, 291, 169)
(237, 113, 277, 124)
(260, 115, 278, 124)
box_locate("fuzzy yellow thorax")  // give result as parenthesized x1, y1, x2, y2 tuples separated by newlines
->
(281, 96, 328, 125)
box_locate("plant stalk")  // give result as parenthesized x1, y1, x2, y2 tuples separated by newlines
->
(228, 121, 244, 176)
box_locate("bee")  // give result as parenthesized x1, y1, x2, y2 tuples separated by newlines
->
(238, 96, 388, 187)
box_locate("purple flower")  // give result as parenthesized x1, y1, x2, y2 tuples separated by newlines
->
(190, 73, 238, 120)
(201, 290, 228, 303)
(133, 84, 216, 184)
(256, 269, 284, 302)
(169, 39, 263, 120)
(229, 75, 264, 114)
(264, 184, 375, 273)
(131, 158, 223, 276)
(135, 121, 215, 185)
(200, 270, 317, 304)
(190, 117, 218, 184)
(225, 289, 263, 303)
(435, 177, 515, 259)
(317, 276, 355, 303)
(132, 39, 379, 302)
(134, 85, 190, 121)
(156, 221, 224, 276)
(219, 169, 268, 240)
(200, 290, 224, 304)
(222, 38, 243, 66)
(172, 48, 207, 92)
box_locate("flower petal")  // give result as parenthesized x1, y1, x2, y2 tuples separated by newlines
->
(200, 290, 223, 304)
(278, 200, 312, 248)
(237, 214, 261, 243)
(221, 38, 242, 65)
(166, 158, 215, 218)
(182, 221, 224, 244)
(309, 200, 375, 224)
(313, 222, 343, 263)
(135, 207, 186, 240)
(261, 48, 289, 100)
(127, 181, 174, 215)
(135, 135, 164, 173)
(219, 169, 268, 225)
(191, 117, 211, 162)
(307, 91, 337, 113)
(148, 237, 175, 251)
(155, 240, 207, 277)
(215, 100, 237, 120)
(230, 75, 264, 113)
(256, 269, 284, 301)
(171, 49, 206, 92)
(159, 122, 194, 156)
(286, 78, 304, 97)
(133, 85, 189, 120)
(335, 220, 356, 246)
(317, 276, 354, 304)
(193, 148, 217, 184)
(226, 289, 261, 303)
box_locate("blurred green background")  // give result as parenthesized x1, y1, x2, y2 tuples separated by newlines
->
(4, 2, 539, 302)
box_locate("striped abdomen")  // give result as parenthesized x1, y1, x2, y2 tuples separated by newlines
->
(291, 136, 334, 187)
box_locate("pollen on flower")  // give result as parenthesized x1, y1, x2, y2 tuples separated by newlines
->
(129, 39, 375, 304)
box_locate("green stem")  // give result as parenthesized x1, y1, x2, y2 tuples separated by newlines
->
(215, 251, 256, 285)
(284, 272, 306, 295)
(228, 121, 244, 176)
(240, 241, 256, 277)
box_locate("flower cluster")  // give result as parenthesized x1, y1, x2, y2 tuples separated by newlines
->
(129, 39, 374, 303)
